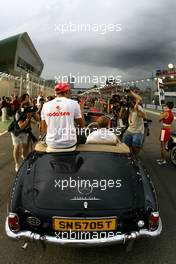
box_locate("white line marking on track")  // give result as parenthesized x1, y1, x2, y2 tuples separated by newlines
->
(0, 130, 7, 136)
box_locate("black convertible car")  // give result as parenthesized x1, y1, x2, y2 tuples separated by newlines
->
(5, 140, 162, 249)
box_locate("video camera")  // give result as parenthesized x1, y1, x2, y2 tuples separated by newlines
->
(109, 94, 121, 105)
(120, 88, 137, 109)
(71, 96, 80, 103)
(21, 106, 38, 143)
(21, 106, 38, 114)
(110, 94, 130, 109)
(119, 94, 134, 109)
(124, 87, 131, 93)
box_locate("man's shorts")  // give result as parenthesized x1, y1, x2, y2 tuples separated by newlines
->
(11, 132, 28, 146)
(123, 131, 144, 148)
(160, 128, 171, 142)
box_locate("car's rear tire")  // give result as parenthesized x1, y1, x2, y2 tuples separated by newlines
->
(170, 145, 176, 166)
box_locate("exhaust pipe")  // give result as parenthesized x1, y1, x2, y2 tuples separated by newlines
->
(124, 232, 138, 252)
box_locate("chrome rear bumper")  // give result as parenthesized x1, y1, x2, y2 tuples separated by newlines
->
(5, 218, 162, 247)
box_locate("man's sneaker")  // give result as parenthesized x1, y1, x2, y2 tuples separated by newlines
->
(15, 163, 20, 172)
(21, 155, 25, 160)
(156, 159, 163, 163)
(157, 160, 167, 165)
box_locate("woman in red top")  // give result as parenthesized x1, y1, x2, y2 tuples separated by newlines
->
(157, 101, 174, 165)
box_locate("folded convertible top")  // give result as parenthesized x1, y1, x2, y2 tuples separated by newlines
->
(35, 141, 130, 154)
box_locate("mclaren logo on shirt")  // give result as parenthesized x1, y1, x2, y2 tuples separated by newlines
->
(56, 105, 61, 111)
(47, 112, 71, 116)
(47, 104, 71, 116)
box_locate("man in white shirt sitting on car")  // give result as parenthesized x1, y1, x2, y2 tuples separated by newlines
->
(40, 82, 84, 149)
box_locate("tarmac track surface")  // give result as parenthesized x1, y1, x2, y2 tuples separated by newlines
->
(0, 113, 175, 264)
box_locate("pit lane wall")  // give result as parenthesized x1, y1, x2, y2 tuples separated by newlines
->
(143, 104, 176, 120)
(143, 104, 176, 113)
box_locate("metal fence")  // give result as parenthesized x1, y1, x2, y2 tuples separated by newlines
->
(0, 73, 53, 98)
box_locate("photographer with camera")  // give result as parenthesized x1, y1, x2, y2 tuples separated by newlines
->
(10, 93, 40, 171)
(121, 89, 146, 154)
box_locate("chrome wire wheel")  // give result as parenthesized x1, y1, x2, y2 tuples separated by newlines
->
(170, 146, 176, 166)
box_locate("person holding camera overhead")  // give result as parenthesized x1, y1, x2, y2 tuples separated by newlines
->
(10, 93, 40, 172)
(121, 89, 146, 154)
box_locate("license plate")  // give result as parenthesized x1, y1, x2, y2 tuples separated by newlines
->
(53, 217, 117, 231)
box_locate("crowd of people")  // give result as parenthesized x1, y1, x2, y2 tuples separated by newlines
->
(0, 94, 55, 122)
(1, 82, 175, 171)
(0, 96, 20, 121)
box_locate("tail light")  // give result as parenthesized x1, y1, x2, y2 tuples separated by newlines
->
(8, 213, 20, 232)
(149, 212, 159, 231)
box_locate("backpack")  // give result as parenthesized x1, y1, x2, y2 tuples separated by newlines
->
(8, 112, 25, 136)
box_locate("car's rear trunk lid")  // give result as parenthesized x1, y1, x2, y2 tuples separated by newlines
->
(23, 152, 145, 211)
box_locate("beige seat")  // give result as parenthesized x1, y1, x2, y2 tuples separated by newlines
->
(35, 141, 130, 154)
(46, 146, 76, 152)
(34, 142, 76, 152)
(77, 143, 130, 153)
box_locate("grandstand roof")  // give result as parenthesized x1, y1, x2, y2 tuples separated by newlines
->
(0, 32, 43, 76)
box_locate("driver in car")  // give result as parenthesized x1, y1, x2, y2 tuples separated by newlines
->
(40, 82, 84, 149)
